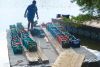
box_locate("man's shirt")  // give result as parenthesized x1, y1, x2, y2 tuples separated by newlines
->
(27, 4, 37, 18)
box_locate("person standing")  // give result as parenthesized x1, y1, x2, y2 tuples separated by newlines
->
(24, 0, 39, 31)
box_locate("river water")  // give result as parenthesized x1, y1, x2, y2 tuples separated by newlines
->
(0, 0, 99, 67)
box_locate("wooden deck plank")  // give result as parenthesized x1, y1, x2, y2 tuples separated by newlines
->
(24, 41, 49, 64)
(43, 28, 64, 54)
(37, 46, 49, 63)
(25, 51, 39, 62)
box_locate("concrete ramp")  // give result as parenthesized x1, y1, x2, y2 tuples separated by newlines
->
(52, 49, 85, 67)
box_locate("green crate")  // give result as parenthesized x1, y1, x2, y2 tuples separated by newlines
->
(12, 45, 23, 54)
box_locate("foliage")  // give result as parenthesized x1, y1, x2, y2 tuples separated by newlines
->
(63, 17, 73, 23)
(71, 14, 95, 23)
(62, 14, 97, 27)
(62, 17, 81, 27)
(71, 0, 100, 16)
(62, 14, 95, 23)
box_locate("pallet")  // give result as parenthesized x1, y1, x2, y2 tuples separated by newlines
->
(43, 28, 85, 67)
(7, 30, 52, 67)
(26, 31, 49, 64)
(52, 49, 85, 67)
(7, 30, 28, 67)
(25, 46, 49, 65)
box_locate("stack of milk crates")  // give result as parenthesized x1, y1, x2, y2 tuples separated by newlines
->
(53, 23, 80, 48)
(9, 23, 38, 54)
(16, 23, 37, 52)
(46, 23, 80, 48)
(10, 25, 23, 54)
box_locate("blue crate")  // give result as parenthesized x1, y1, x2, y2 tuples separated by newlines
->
(68, 39, 80, 48)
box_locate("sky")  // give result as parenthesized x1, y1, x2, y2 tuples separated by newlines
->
(0, 0, 81, 67)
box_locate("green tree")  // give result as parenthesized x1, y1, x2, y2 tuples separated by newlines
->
(71, 0, 100, 16)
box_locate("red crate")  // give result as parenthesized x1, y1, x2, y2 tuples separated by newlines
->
(57, 35, 69, 44)
(16, 42, 21, 45)
(63, 36, 69, 40)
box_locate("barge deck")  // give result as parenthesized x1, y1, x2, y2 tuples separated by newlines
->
(7, 28, 100, 67)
